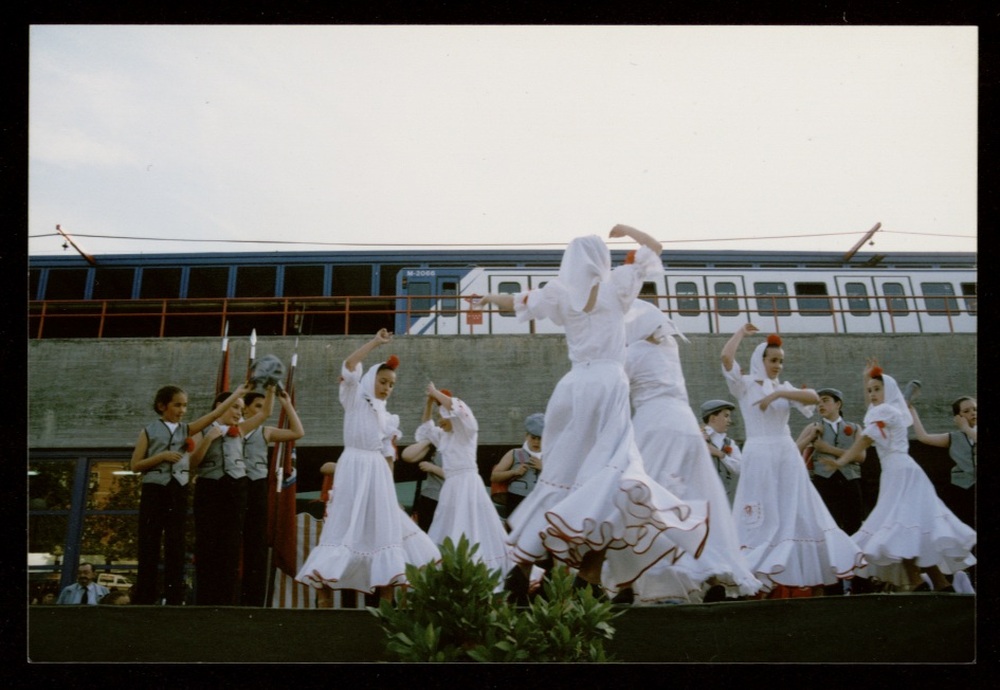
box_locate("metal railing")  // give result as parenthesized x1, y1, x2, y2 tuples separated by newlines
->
(28, 292, 975, 339)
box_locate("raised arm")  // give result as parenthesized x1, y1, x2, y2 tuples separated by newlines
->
(609, 224, 662, 254)
(401, 440, 433, 463)
(722, 323, 759, 372)
(345, 328, 392, 372)
(907, 404, 950, 448)
(820, 433, 873, 470)
(238, 385, 276, 435)
(265, 389, 305, 444)
(188, 383, 251, 434)
(470, 293, 516, 311)
(426, 382, 453, 412)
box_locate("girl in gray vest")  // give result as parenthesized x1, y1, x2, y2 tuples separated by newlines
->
(908, 397, 976, 529)
(189, 384, 276, 605)
(129, 384, 249, 605)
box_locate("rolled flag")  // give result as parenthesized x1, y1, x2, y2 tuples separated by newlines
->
(902, 379, 922, 404)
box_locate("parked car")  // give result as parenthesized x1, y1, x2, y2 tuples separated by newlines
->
(97, 573, 133, 591)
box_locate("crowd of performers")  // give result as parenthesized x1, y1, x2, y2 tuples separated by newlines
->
(131, 225, 977, 607)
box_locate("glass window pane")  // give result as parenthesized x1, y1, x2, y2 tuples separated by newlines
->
(441, 281, 457, 312)
(961, 282, 977, 314)
(754, 282, 790, 316)
(920, 282, 959, 316)
(283, 265, 326, 297)
(235, 266, 277, 298)
(713, 281, 740, 316)
(139, 268, 182, 299)
(639, 281, 659, 305)
(882, 283, 909, 316)
(794, 282, 832, 316)
(92, 268, 135, 300)
(676, 281, 700, 316)
(407, 282, 431, 312)
(845, 282, 871, 316)
(29, 462, 75, 511)
(188, 267, 231, 298)
(44, 268, 89, 299)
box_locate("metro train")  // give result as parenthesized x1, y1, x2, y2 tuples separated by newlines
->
(28, 248, 976, 338)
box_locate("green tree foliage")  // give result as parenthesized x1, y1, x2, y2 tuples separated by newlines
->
(371, 536, 620, 662)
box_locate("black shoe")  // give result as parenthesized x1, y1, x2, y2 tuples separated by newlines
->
(572, 576, 605, 599)
(912, 582, 931, 592)
(703, 584, 726, 603)
(610, 587, 634, 605)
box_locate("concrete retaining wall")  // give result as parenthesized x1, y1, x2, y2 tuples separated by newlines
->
(28, 334, 975, 449)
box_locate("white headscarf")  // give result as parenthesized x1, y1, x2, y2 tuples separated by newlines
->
(559, 235, 610, 312)
(864, 371, 913, 428)
(749, 338, 779, 395)
(625, 299, 688, 345)
(360, 360, 402, 447)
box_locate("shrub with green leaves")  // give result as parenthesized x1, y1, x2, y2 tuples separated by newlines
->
(370, 535, 619, 662)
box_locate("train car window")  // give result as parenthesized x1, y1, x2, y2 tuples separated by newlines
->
(283, 265, 325, 297)
(713, 282, 740, 316)
(961, 282, 977, 314)
(920, 282, 959, 316)
(844, 282, 871, 316)
(794, 282, 832, 316)
(139, 268, 182, 299)
(29, 269, 40, 301)
(441, 281, 458, 313)
(43, 269, 89, 300)
(92, 268, 135, 300)
(676, 281, 701, 316)
(187, 267, 231, 298)
(881, 283, 909, 316)
(235, 266, 277, 298)
(334, 265, 374, 297)
(497, 281, 520, 316)
(407, 282, 432, 312)
(753, 282, 791, 316)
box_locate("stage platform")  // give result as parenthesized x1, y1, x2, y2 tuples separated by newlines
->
(28, 592, 975, 664)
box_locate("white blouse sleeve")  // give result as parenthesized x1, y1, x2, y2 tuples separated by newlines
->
(781, 381, 816, 419)
(338, 361, 362, 406)
(722, 359, 748, 399)
(513, 281, 567, 326)
(415, 419, 444, 447)
(609, 245, 663, 309)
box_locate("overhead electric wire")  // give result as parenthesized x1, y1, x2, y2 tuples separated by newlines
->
(26, 228, 977, 250)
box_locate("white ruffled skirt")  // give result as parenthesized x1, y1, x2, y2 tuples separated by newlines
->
(506, 361, 709, 592)
(852, 451, 976, 586)
(295, 447, 439, 592)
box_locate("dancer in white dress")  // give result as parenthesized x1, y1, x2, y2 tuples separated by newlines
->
(818, 362, 976, 592)
(721, 324, 863, 596)
(472, 226, 709, 594)
(624, 301, 761, 604)
(415, 382, 513, 587)
(295, 330, 439, 602)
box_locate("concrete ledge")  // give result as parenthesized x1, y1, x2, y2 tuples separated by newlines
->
(27, 593, 975, 663)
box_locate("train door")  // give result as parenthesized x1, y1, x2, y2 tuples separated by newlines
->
(665, 275, 747, 334)
(913, 274, 977, 333)
(834, 276, 883, 333)
(395, 269, 463, 335)
(485, 275, 534, 334)
(867, 276, 921, 333)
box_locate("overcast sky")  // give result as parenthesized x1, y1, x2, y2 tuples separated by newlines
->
(28, 24, 978, 258)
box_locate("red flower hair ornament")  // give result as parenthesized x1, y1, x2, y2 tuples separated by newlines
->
(384, 355, 400, 370)
(438, 388, 453, 398)
(226, 425, 241, 438)
(766, 334, 782, 347)
(624, 250, 637, 265)
(183, 437, 196, 453)
(868, 365, 883, 378)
